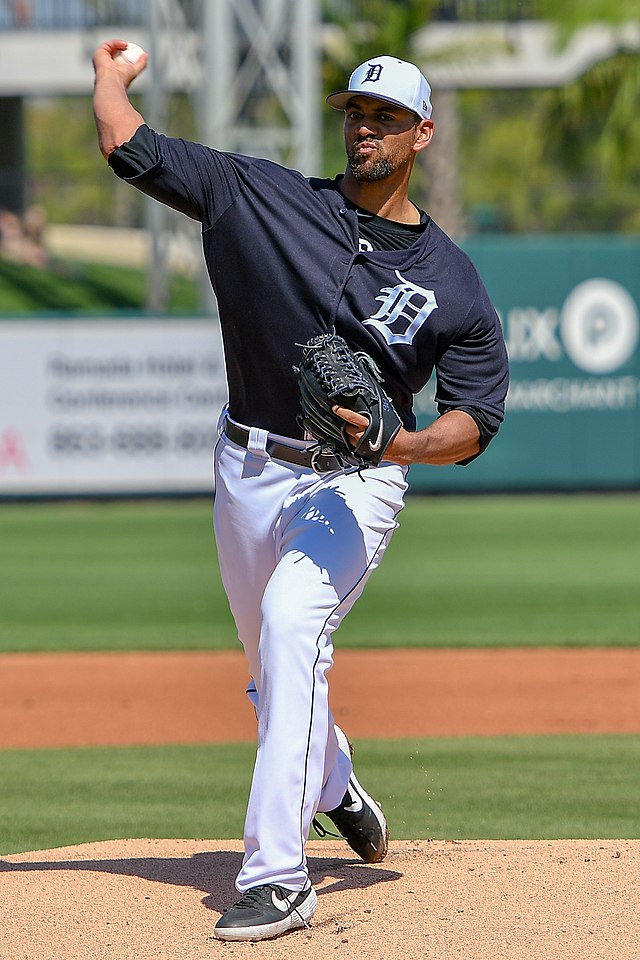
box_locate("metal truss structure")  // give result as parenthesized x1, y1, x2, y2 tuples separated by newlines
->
(140, 0, 321, 310)
(0, 0, 321, 311)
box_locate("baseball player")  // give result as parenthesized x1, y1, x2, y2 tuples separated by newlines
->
(92, 45, 508, 941)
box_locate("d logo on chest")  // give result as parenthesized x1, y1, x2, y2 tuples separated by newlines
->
(363, 270, 438, 345)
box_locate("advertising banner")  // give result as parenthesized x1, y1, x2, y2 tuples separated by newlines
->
(410, 236, 640, 492)
(0, 317, 228, 496)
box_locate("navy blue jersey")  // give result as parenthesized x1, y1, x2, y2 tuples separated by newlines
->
(110, 126, 509, 450)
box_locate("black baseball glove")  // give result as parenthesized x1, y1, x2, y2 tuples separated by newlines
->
(295, 332, 402, 470)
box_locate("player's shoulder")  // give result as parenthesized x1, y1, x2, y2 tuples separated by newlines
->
(425, 219, 489, 293)
(426, 219, 479, 273)
(422, 220, 498, 321)
(157, 134, 304, 180)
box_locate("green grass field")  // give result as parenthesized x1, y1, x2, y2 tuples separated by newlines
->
(1, 735, 639, 856)
(1, 494, 638, 651)
(0, 257, 198, 314)
(1, 494, 638, 854)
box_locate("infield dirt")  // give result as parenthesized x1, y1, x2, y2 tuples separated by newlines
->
(1, 647, 639, 959)
(2, 647, 640, 748)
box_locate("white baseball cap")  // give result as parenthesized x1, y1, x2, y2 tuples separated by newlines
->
(326, 56, 432, 120)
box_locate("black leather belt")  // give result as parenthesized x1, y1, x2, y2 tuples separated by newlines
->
(222, 419, 342, 473)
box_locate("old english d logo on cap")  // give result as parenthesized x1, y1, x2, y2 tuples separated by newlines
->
(362, 63, 384, 84)
(326, 56, 433, 120)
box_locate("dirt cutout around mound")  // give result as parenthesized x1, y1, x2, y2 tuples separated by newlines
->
(1, 838, 639, 960)
(2, 647, 640, 748)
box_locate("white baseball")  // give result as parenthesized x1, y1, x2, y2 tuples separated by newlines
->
(113, 42, 145, 65)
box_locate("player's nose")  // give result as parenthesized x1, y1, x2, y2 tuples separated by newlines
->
(357, 117, 379, 135)
(354, 121, 380, 142)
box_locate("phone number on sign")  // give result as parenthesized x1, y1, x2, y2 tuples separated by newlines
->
(48, 425, 217, 456)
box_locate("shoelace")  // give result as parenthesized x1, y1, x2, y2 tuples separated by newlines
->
(293, 901, 312, 929)
(230, 886, 276, 912)
(311, 817, 342, 840)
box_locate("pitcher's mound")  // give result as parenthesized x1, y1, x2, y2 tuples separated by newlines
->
(1, 838, 638, 959)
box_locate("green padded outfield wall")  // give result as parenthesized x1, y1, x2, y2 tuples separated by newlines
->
(410, 236, 640, 492)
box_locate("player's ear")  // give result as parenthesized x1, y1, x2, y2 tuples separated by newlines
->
(413, 119, 434, 153)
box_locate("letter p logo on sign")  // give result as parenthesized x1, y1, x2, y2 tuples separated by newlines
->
(561, 279, 639, 374)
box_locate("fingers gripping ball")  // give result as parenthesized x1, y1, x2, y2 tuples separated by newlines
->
(295, 333, 402, 470)
(113, 42, 146, 65)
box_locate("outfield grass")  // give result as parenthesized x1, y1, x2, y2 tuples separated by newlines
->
(1, 735, 639, 856)
(0, 499, 227, 651)
(346, 491, 640, 647)
(0, 494, 638, 652)
(0, 257, 198, 314)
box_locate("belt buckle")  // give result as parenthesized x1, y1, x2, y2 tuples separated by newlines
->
(310, 446, 337, 474)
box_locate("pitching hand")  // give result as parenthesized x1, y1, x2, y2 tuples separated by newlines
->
(93, 40, 148, 87)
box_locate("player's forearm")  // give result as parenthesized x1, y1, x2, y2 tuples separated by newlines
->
(93, 41, 148, 159)
(93, 73, 145, 158)
(388, 410, 480, 465)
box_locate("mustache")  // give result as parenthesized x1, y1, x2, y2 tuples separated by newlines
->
(348, 138, 380, 157)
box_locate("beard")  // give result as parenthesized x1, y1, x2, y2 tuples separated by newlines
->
(348, 155, 394, 182)
(346, 141, 396, 182)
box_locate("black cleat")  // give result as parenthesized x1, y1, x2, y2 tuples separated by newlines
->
(214, 883, 317, 941)
(318, 770, 389, 863)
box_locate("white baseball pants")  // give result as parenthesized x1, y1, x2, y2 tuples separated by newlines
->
(213, 412, 407, 892)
